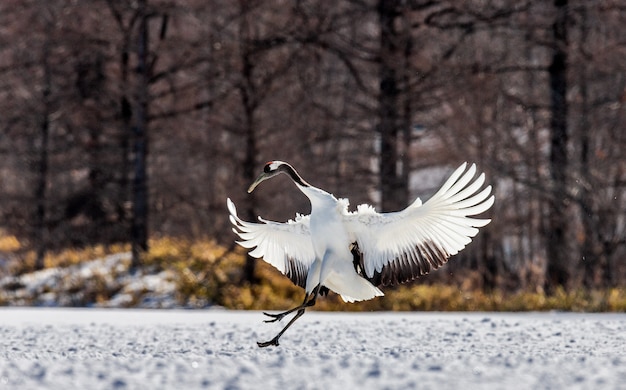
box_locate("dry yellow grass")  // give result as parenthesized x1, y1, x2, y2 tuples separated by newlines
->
(152, 238, 625, 312)
(2, 235, 625, 312)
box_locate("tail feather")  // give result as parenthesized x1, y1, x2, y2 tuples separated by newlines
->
(324, 272, 384, 303)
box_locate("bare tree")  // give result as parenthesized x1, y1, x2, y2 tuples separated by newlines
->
(545, 0, 571, 291)
(377, 0, 410, 212)
(34, 20, 52, 270)
(238, 0, 263, 282)
(569, 2, 626, 288)
(129, 0, 151, 268)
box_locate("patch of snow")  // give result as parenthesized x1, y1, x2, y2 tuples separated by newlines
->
(101, 269, 178, 309)
(0, 253, 180, 308)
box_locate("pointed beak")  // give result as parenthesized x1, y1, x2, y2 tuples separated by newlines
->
(247, 172, 269, 193)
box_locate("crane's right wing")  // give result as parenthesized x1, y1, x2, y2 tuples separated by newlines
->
(343, 163, 494, 286)
(227, 198, 316, 288)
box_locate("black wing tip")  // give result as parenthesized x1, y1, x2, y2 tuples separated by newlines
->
(355, 240, 451, 287)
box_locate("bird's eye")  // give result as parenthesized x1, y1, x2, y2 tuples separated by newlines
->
(264, 164, 272, 173)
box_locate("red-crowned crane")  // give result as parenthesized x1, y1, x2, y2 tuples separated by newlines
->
(227, 161, 494, 347)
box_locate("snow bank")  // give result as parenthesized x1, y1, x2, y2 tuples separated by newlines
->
(0, 309, 624, 389)
(0, 253, 179, 308)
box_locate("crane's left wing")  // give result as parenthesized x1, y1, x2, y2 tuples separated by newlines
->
(227, 198, 316, 288)
(344, 163, 494, 286)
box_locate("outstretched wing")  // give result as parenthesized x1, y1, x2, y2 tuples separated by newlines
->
(227, 198, 316, 288)
(344, 163, 494, 286)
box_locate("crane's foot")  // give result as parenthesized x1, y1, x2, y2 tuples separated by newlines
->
(257, 288, 320, 348)
(262, 311, 290, 323)
(257, 337, 280, 348)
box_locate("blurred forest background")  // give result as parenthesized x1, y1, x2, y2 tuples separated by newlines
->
(0, 0, 625, 300)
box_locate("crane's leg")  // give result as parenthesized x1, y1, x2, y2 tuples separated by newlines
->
(257, 285, 320, 348)
(257, 308, 305, 347)
(262, 285, 320, 323)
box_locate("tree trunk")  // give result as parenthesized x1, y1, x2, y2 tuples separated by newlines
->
(545, 0, 570, 292)
(577, 6, 597, 289)
(120, 42, 132, 234)
(34, 38, 52, 271)
(131, 0, 150, 269)
(242, 119, 258, 283)
(378, 0, 408, 212)
(239, 0, 258, 283)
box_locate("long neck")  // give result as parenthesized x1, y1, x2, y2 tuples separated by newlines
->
(278, 164, 337, 211)
(279, 163, 311, 188)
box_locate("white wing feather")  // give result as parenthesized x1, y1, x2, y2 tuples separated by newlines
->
(344, 163, 494, 285)
(227, 198, 316, 287)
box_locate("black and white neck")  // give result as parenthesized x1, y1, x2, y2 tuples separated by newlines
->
(270, 161, 311, 189)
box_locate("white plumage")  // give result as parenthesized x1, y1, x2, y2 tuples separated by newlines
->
(227, 160, 494, 347)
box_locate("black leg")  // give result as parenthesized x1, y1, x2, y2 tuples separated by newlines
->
(257, 285, 320, 348)
(257, 308, 305, 347)
(262, 285, 320, 323)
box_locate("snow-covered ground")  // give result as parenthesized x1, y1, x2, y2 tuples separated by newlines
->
(0, 308, 624, 389)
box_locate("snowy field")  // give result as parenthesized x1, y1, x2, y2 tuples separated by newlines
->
(0, 308, 625, 389)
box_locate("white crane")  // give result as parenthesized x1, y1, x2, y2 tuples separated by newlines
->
(227, 161, 494, 347)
